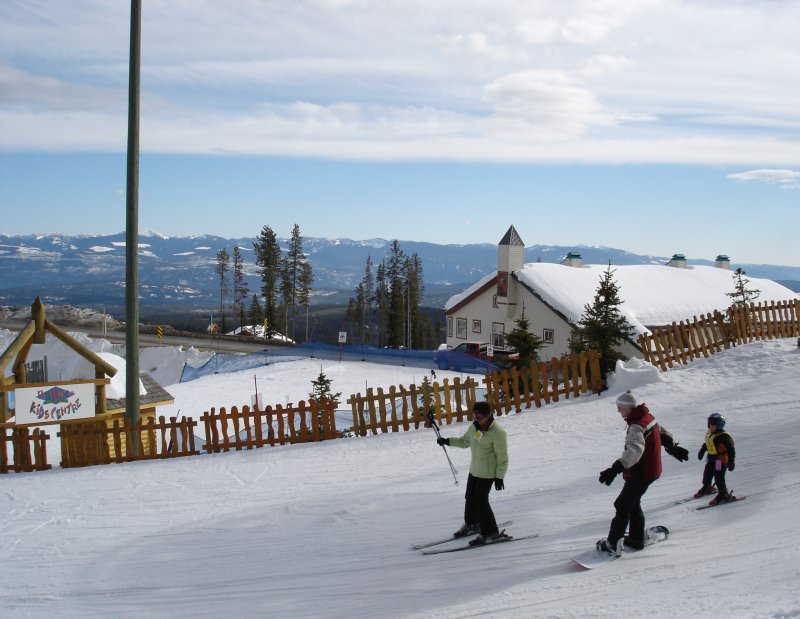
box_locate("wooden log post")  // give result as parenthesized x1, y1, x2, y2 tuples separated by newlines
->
(530, 361, 542, 408)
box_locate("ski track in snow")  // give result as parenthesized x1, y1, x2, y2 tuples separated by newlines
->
(1, 332, 799, 618)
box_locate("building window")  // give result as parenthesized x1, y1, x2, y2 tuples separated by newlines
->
(472, 319, 481, 334)
(542, 328, 554, 344)
(492, 294, 499, 308)
(447, 316, 453, 337)
(456, 317, 467, 339)
(492, 322, 505, 348)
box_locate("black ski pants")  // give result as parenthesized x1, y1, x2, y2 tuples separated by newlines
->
(608, 477, 653, 545)
(464, 473, 498, 536)
(702, 457, 728, 494)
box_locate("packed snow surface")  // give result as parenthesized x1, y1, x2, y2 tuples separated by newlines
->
(1, 329, 799, 618)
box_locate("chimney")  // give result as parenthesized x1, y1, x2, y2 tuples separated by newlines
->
(715, 254, 730, 270)
(667, 253, 687, 269)
(561, 251, 583, 267)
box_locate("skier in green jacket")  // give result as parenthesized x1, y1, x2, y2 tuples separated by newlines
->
(437, 400, 509, 546)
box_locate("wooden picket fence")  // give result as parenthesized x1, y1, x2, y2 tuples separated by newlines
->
(13, 299, 798, 474)
(484, 351, 603, 415)
(728, 299, 800, 344)
(200, 399, 337, 452)
(638, 311, 731, 370)
(59, 416, 199, 468)
(639, 300, 800, 370)
(0, 426, 52, 473)
(347, 377, 478, 436)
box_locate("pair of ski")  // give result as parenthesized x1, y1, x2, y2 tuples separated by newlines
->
(412, 521, 539, 554)
(677, 490, 747, 510)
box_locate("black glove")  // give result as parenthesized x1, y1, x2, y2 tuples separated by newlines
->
(728, 460, 735, 472)
(494, 478, 504, 491)
(599, 460, 624, 485)
(667, 444, 689, 462)
(436, 437, 449, 446)
(697, 445, 706, 460)
(598, 468, 617, 485)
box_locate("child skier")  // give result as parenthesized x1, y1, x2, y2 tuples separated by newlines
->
(695, 413, 736, 505)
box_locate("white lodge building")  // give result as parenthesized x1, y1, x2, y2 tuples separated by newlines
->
(443, 226, 798, 360)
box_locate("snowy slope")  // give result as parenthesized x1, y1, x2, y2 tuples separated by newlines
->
(1, 334, 799, 618)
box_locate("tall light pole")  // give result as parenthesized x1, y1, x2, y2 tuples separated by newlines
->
(125, 0, 142, 452)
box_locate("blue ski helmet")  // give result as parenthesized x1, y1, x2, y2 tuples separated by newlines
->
(707, 413, 726, 430)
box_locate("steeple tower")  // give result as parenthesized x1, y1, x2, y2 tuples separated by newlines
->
(497, 225, 524, 297)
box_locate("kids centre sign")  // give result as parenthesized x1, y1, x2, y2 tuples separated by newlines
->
(14, 382, 97, 425)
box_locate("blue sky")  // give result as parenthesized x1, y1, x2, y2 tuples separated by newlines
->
(1, 1, 799, 265)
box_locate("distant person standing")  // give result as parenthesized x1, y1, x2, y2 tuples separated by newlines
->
(695, 413, 736, 505)
(437, 401, 509, 546)
(596, 391, 689, 556)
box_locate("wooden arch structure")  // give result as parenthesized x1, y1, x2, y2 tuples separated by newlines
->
(0, 297, 117, 423)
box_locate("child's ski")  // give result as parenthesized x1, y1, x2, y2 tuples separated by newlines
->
(696, 495, 746, 510)
(676, 487, 717, 504)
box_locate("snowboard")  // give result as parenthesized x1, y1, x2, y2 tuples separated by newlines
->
(570, 525, 669, 570)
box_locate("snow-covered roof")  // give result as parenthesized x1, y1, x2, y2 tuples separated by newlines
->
(518, 263, 797, 335)
(444, 271, 496, 312)
(446, 263, 798, 337)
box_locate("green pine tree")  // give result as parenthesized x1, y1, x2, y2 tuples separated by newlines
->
(418, 375, 437, 425)
(215, 247, 230, 333)
(247, 294, 263, 331)
(232, 245, 249, 332)
(505, 310, 544, 370)
(308, 368, 342, 435)
(308, 369, 342, 407)
(253, 225, 282, 338)
(570, 264, 635, 381)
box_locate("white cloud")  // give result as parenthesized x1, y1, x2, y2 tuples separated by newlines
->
(0, 64, 124, 111)
(727, 169, 800, 189)
(444, 31, 525, 62)
(483, 70, 616, 140)
(513, 18, 559, 45)
(2, 1, 800, 165)
(561, 15, 620, 45)
(580, 54, 634, 77)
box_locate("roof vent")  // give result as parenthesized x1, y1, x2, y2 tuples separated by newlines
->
(560, 251, 583, 267)
(667, 253, 687, 269)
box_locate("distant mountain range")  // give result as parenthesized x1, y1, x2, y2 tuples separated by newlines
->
(1, 232, 798, 316)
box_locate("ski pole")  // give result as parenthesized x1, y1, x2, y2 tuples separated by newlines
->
(427, 410, 459, 485)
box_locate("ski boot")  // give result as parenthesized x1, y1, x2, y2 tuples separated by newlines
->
(469, 530, 505, 546)
(453, 522, 480, 538)
(693, 485, 716, 499)
(709, 490, 733, 506)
